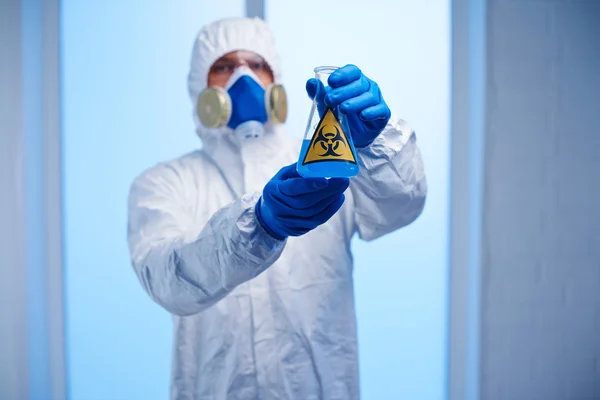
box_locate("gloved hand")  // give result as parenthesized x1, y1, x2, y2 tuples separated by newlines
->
(255, 164, 350, 240)
(306, 64, 391, 148)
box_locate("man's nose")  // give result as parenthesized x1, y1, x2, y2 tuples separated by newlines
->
(232, 60, 250, 68)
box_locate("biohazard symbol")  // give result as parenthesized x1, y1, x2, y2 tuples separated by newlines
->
(302, 108, 357, 165)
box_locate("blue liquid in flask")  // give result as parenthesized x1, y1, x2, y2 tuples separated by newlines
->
(297, 105, 360, 178)
(297, 140, 360, 178)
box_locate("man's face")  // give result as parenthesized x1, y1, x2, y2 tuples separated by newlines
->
(207, 50, 274, 89)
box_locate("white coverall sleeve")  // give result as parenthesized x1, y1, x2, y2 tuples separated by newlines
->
(350, 115, 428, 241)
(127, 164, 286, 316)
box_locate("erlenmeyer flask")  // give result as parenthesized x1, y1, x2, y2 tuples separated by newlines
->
(296, 66, 360, 178)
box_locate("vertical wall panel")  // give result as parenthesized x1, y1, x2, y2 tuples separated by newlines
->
(481, 2, 600, 399)
(0, 1, 29, 399)
(61, 2, 244, 399)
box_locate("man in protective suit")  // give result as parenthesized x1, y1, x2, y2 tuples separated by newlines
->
(128, 17, 427, 400)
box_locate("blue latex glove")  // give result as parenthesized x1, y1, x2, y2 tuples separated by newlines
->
(255, 164, 350, 240)
(306, 64, 391, 148)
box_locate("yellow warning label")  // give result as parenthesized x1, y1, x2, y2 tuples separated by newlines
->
(302, 108, 357, 165)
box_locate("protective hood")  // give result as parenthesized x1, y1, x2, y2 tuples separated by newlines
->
(187, 17, 284, 152)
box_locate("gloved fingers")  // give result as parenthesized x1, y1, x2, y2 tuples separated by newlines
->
(276, 190, 346, 217)
(306, 78, 329, 103)
(322, 177, 350, 191)
(360, 102, 392, 121)
(277, 194, 345, 232)
(328, 64, 362, 88)
(277, 177, 330, 197)
(277, 176, 348, 198)
(272, 163, 302, 181)
(276, 177, 349, 207)
(267, 179, 347, 215)
(306, 78, 319, 100)
(325, 76, 370, 107)
(338, 91, 380, 115)
(310, 193, 346, 225)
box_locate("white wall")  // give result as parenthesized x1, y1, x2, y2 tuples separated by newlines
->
(266, 1, 451, 399)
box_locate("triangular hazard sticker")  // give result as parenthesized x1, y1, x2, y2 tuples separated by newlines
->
(302, 108, 357, 165)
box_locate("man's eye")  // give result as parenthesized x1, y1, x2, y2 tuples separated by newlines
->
(213, 65, 234, 73)
(251, 62, 267, 70)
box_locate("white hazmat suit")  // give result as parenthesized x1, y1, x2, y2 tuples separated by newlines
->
(127, 17, 427, 400)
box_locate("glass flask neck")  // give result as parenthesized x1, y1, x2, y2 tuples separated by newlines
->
(314, 66, 339, 83)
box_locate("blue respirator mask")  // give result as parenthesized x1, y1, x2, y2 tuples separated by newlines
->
(196, 66, 288, 139)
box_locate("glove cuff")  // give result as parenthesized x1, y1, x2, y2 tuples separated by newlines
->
(254, 197, 287, 241)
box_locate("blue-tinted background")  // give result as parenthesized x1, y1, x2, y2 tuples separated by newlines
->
(61, 1, 450, 399)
